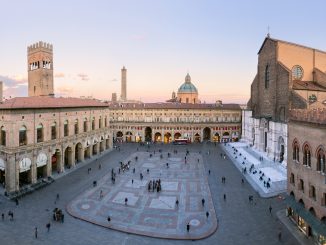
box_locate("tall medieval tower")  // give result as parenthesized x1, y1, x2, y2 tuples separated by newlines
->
(120, 66, 127, 101)
(27, 41, 54, 97)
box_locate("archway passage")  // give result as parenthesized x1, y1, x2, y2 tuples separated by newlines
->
(0, 159, 5, 185)
(154, 132, 162, 142)
(174, 132, 181, 140)
(64, 147, 73, 169)
(203, 127, 211, 141)
(278, 136, 285, 162)
(145, 127, 152, 142)
(75, 143, 83, 163)
(52, 150, 61, 174)
(116, 131, 123, 143)
(84, 145, 91, 159)
(125, 131, 132, 142)
(194, 133, 201, 143)
(93, 143, 98, 156)
(164, 133, 171, 143)
(19, 170, 31, 187)
(222, 132, 230, 143)
(213, 132, 220, 142)
(106, 138, 110, 149)
(100, 137, 105, 152)
(37, 165, 47, 179)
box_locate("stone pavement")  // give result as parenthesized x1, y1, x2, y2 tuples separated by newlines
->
(0, 143, 298, 245)
(67, 151, 217, 239)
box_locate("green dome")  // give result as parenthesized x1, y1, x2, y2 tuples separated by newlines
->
(178, 73, 198, 93)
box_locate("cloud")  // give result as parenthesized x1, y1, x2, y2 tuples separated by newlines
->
(54, 73, 65, 78)
(0, 75, 27, 98)
(77, 73, 89, 81)
(56, 86, 74, 97)
(109, 78, 118, 82)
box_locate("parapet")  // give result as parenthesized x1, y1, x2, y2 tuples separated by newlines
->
(27, 41, 53, 54)
(290, 109, 326, 125)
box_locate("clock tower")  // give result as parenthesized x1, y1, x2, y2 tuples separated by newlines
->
(27, 41, 54, 97)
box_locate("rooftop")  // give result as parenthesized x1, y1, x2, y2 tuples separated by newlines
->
(293, 80, 326, 92)
(0, 97, 108, 110)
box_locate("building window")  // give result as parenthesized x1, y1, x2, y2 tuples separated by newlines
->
(92, 117, 95, 130)
(292, 65, 304, 80)
(74, 119, 79, 135)
(64, 120, 69, 137)
(51, 122, 57, 140)
(19, 126, 27, 146)
(303, 144, 311, 167)
(309, 185, 316, 200)
(299, 179, 304, 192)
(99, 117, 102, 129)
(104, 117, 107, 127)
(293, 140, 300, 162)
(83, 118, 88, 132)
(317, 148, 325, 173)
(264, 65, 270, 89)
(36, 124, 43, 143)
(290, 173, 295, 185)
(0, 127, 6, 146)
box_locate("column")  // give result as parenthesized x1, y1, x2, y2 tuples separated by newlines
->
(46, 150, 52, 177)
(5, 154, 18, 193)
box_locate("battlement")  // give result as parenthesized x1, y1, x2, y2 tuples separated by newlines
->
(290, 109, 326, 125)
(27, 41, 53, 54)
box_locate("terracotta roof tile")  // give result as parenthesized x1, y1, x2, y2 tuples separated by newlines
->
(0, 97, 108, 109)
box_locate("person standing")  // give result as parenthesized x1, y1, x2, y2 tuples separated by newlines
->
(269, 205, 272, 215)
(46, 223, 51, 232)
(34, 227, 38, 239)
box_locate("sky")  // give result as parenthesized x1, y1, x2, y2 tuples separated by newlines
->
(0, 0, 326, 104)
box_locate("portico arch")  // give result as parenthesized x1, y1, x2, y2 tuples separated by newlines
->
(203, 127, 211, 141)
(145, 127, 152, 142)
(194, 133, 201, 143)
(116, 131, 123, 143)
(52, 149, 61, 173)
(154, 132, 162, 142)
(64, 146, 73, 168)
(164, 132, 171, 143)
(174, 132, 181, 140)
(213, 132, 220, 142)
(126, 131, 132, 142)
(75, 142, 83, 163)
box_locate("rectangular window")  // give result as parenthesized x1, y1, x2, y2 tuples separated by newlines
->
(64, 124, 69, 137)
(83, 121, 87, 132)
(0, 130, 6, 146)
(37, 128, 43, 143)
(74, 123, 79, 134)
(19, 131, 27, 146)
(51, 126, 56, 140)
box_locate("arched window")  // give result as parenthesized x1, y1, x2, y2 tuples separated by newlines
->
(265, 65, 270, 89)
(36, 124, 44, 143)
(19, 126, 27, 146)
(293, 140, 300, 162)
(309, 185, 316, 200)
(99, 116, 102, 129)
(0, 126, 6, 146)
(104, 116, 107, 127)
(303, 144, 311, 167)
(83, 118, 88, 132)
(317, 147, 325, 173)
(51, 122, 57, 140)
(74, 119, 79, 134)
(92, 117, 95, 130)
(64, 120, 69, 137)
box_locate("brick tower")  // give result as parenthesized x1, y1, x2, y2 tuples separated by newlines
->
(27, 41, 54, 96)
(120, 66, 127, 101)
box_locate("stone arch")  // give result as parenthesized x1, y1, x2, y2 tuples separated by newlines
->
(213, 132, 220, 142)
(164, 132, 171, 143)
(154, 132, 162, 142)
(203, 127, 211, 141)
(145, 127, 152, 142)
(194, 133, 201, 143)
(125, 131, 132, 142)
(75, 142, 83, 163)
(64, 145, 73, 168)
(174, 132, 181, 140)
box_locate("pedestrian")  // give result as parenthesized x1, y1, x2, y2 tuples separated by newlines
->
(34, 227, 38, 239)
(15, 198, 19, 206)
(241, 178, 244, 184)
(99, 164, 101, 170)
(125, 198, 128, 205)
(61, 214, 64, 223)
(269, 205, 272, 215)
(46, 223, 51, 232)
(223, 194, 226, 201)
(175, 199, 179, 207)
(201, 198, 205, 206)
(1, 213, 4, 220)
(107, 216, 111, 222)
(56, 193, 59, 201)
(100, 190, 103, 199)
(208, 170, 211, 175)
(206, 211, 209, 218)
(186, 223, 190, 232)
(278, 231, 282, 241)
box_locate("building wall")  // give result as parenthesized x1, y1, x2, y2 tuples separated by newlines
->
(0, 107, 112, 193)
(287, 119, 326, 220)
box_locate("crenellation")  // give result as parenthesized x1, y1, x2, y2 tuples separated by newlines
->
(27, 41, 53, 55)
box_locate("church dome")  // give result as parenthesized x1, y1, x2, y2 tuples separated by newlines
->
(177, 73, 198, 93)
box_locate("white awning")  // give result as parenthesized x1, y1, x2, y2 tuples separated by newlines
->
(0, 158, 5, 171)
(19, 158, 31, 173)
(36, 153, 47, 167)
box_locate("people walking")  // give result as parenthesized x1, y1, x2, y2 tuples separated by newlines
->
(46, 223, 51, 232)
(206, 211, 209, 218)
(186, 223, 190, 232)
(201, 198, 205, 206)
(269, 205, 272, 215)
(34, 227, 38, 239)
(223, 194, 226, 201)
